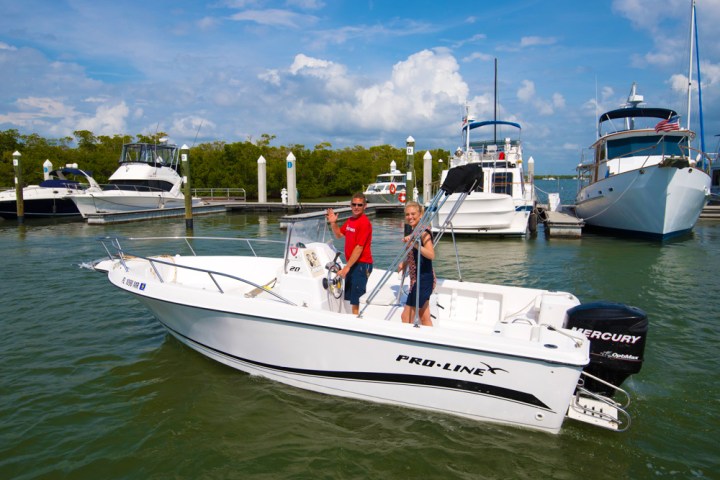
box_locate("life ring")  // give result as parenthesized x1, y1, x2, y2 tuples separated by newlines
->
(398, 192, 406, 203)
(389, 183, 396, 195)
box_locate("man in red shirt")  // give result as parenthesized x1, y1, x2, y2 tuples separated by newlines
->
(326, 193, 373, 315)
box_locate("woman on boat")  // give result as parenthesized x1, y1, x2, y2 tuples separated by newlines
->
(399, 201, 436, 326)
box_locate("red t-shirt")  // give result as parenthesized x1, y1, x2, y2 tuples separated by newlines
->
(340, 214, 373, 264)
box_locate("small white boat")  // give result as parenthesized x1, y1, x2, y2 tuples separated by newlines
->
(68, 141, 201, 217)
(0, 162, 100, 219)
(364, 160, 407, 204)
(575, 83, 711, 239)
(89, 165, 648, 434)
(432, 115, 536, 236)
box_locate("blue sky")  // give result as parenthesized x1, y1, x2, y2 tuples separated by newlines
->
(1, 0, 719, 174)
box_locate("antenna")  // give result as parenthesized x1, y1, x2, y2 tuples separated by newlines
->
(192, 120, 204, 147)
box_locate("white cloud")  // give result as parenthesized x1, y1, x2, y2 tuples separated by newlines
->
(517, 81, 561, 115)
(517, 80, 535, 102)
(353, 49, 468, 128)
(519, 36, 557, 48)
(172, 116, 217, 141)
(265, 49, 469, 140)
(286, 0, 325, 9)
(259, 69, 281, 86)
(197, 16, 218, 30)
(75, 102, 130, 136)
(228, 9, 317, 28)
(289, 54, 345, 78)
(0, 42, 17, 51)
(462, 52, 493, 63)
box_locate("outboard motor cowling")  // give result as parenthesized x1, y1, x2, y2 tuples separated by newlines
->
(565, 302, 648, 396)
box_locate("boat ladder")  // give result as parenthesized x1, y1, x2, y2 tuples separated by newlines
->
(566, 371, 632, 432)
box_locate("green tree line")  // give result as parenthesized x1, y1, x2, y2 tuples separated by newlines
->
(0, 129, 449, 200)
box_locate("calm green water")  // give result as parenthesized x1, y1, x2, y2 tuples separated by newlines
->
(1, 203, 719, 479)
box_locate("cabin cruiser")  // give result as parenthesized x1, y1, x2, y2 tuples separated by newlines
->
(364, 160, 407, 204)
(432, 115, 536, 235)
(88, 164, 648, 434)
(575, 83, 711, 239)
(0, 161, 100, 219)
(68, 141, 200, 218)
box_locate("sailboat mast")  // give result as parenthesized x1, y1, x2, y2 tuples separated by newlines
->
(494, 58, 498, 144)
(694, 0, 705, 155)
(686, 0, 695, 130)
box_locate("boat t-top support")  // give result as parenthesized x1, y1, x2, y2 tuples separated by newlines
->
(360, 163, 483, 319)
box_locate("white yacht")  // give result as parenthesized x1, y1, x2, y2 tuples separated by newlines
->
(575, 83, 710, 239)
(364, 161, 407, 204)
(69, 141, 200, 218)
(432, 116, 536, 236)
(0, 162, 99, 219)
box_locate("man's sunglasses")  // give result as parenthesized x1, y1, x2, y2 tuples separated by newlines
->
(351, 203, 365, 207)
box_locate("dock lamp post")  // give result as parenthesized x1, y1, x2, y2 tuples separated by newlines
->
(405, 136, 415, 199)
(13, 151, 24, 224)
(180, 144, 193, 232)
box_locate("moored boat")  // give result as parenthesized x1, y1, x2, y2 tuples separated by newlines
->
(68, 140, 201, 217)
(0, 162, 100, 219)
(432, 114, 536, 236)
(575, 83, 710, 239)
(89, 165, 648, 434)
(364, 161, 407, 204)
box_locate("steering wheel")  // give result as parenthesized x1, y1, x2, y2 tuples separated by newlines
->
(322, 252, 344, 299)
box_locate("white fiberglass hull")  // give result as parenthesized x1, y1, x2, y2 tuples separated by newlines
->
(103, 250, 587, 434)
(0, 186, 84, 218)
(365, 192, 404, 204)
(433, 193, 533, 235)
(70, 191, 192, 217)
(575, 165, 710, 238)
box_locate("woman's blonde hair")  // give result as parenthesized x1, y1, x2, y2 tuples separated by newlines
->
(404, 201, 423, 213)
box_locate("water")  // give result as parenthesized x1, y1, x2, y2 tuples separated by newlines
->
(1, 194, 719, 479)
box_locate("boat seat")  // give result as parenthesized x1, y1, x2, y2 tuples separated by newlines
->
(443, 288, 503, 326)
(361, 284, 402, 306)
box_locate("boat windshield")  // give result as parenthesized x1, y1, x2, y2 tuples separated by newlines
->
(375, 174, 405, 183)
(286, 217, 335, 250)
(607, 135, 689, 159)
(121, 143, 179, 166)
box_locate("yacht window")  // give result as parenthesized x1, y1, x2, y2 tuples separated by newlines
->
(607, 136, 688, 159)
(492, 172, 513, 194)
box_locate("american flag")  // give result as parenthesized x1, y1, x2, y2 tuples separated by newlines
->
(654, 115, 680, 133)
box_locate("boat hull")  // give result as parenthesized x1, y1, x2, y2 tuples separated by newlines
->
(0, 186, 82, 218)
(576, 165, 710, 238)
(365, 192, 404, 204)
(138, 294, 581, 434)
(433, 193, 533, 235)
(70, 192, 190, 217)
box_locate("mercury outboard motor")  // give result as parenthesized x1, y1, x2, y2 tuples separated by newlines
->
(565, 302, 648, 396)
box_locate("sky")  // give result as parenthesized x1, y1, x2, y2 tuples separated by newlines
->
(1, 0, 719, 174)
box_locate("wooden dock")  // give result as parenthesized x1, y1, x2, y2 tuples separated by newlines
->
(84, 201, 402, 225)
(539, 206, 585, 238)
(85, 204, 228, 224)
(279, 205, 377, 229)
(700, 204, 720, 220)
(543, 211, 584, 237)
